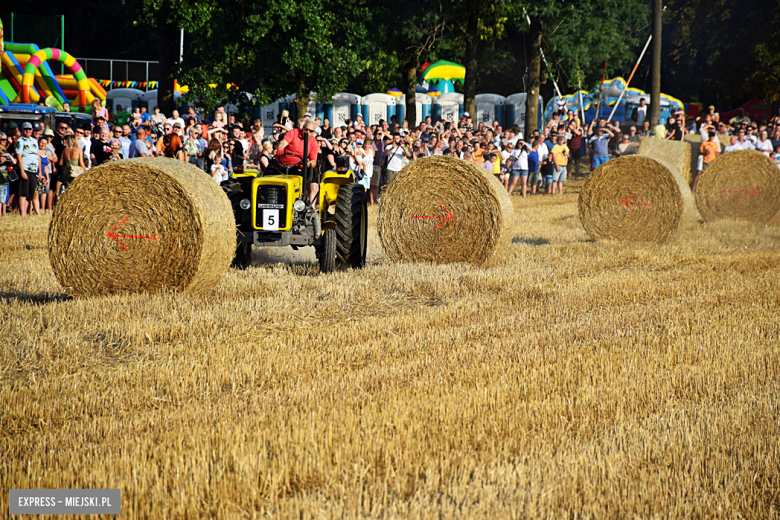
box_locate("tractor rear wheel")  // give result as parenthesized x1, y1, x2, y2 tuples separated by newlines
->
(318, 183, 367, 273)
(335, 183, 368, 269)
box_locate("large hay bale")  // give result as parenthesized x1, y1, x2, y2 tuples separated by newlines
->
(684, 133, 731, 149)
(638, 138, 698, 186)
(694, 149, 780, 223)
(579, 155, 701, 243)
(377, 156, 513, 266)
(48, 158, 235, 297)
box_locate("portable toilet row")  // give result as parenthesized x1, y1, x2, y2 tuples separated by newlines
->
(278, 93, 362, 127)
(505, 93, 545, 131)
(141, 89, 184, 112)
(360, 93, 397, 125)
(396, 93, 434, 126)
(432, 93, 463, 124)
(106, 88, 145, 111)
(474, 94, 505, 127)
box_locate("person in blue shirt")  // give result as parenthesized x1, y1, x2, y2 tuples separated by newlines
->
(139, 106, 151, 129)
(588, 127, 614, 168)
(528, 140, 541, 195)
(129, 128, 150, 158)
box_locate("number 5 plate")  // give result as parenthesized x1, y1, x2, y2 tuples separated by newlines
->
(263, 209, 279, 231)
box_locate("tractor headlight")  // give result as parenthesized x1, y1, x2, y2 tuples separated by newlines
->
(293, 200, 306, 212)
(239, 198, 251, 210)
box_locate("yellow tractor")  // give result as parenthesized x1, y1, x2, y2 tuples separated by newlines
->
(224, 146, 368, 273)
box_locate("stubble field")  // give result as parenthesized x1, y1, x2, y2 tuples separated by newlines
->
(1, 180, 779, 518)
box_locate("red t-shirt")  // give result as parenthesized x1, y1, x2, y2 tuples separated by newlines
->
(281, 129, 318, 166)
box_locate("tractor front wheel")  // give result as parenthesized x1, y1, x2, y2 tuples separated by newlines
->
(232, 242, 252, 270)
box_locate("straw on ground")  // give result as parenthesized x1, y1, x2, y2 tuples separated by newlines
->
(2, 180, 779, 518)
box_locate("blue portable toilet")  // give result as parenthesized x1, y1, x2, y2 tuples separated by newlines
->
(432, 93, 463, 125)
(397, 93, 433, 126)
(286, 93, 318, 121)
(474, 94, 506, 128)
(259, 97, 285, 133)
(279, 97, 292, 120)
(505, 93, 544, 132)
(361, 93, 397, 126)
(328, 93, 361, 127)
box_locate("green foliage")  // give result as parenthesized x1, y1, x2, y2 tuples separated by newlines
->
(132, 0, 777, 117)
(519, 0, 651, 91)
(139, 0, 369, 112)
(665, 0, 780, 104)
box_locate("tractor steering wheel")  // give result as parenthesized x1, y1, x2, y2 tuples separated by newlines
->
(273, 151, 305, 171)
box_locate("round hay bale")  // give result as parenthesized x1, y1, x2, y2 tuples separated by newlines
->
(377, 156, 513, 266)
(48, 158, 235, 297)
(579, 155, 700, 243)
(694, 149, 780, 223)
(638, 138, 698, 186)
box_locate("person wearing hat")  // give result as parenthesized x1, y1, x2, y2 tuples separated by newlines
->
(15, 122, 42, 216)
(6, 122, 19, 145)
(32, 122, 44, 141)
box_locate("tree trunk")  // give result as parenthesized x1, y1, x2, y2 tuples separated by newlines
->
(649, 0, 662, 127)
(404, 65, 417, 127)
(463, 0, 481, 120)
(525, 15, 542, 138)
(157, 22, 178, 116)
(294, 78, 310, 123)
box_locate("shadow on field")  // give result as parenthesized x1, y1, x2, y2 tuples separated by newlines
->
(0, 290, 71, 305)
(512, 236, 550, 246)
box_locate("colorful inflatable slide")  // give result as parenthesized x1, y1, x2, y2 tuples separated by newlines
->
(542, 77, 685, 125)
(0, 40, 106, 109)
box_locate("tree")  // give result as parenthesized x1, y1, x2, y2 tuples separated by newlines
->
(525, 14, 542, 138)
(145, 0, 369, 118)
(354, 0, 448, 127)
(518, 0, 651, 135)
(664, 0, 780, 106)
(138, 0, 215, 116)
(441, 0, 509, 122)
(650, 0, 662, 128)
(462, 0, 482, 118)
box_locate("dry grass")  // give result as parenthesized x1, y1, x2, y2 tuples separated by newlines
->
(2, 180, 780, 518)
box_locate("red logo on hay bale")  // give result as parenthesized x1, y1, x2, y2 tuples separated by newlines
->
(413, 203, 456, 229)
(107, 217, 159, 251)
(620, 193, 652, 211)
(719, 186, 758, 197)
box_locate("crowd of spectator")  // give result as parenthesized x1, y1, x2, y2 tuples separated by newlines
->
(2, 99, 780, 217)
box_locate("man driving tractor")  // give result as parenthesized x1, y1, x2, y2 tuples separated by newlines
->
(273, 118, 320, 204)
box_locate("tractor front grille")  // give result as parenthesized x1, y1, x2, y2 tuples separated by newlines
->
(256, 184, 287, 229)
